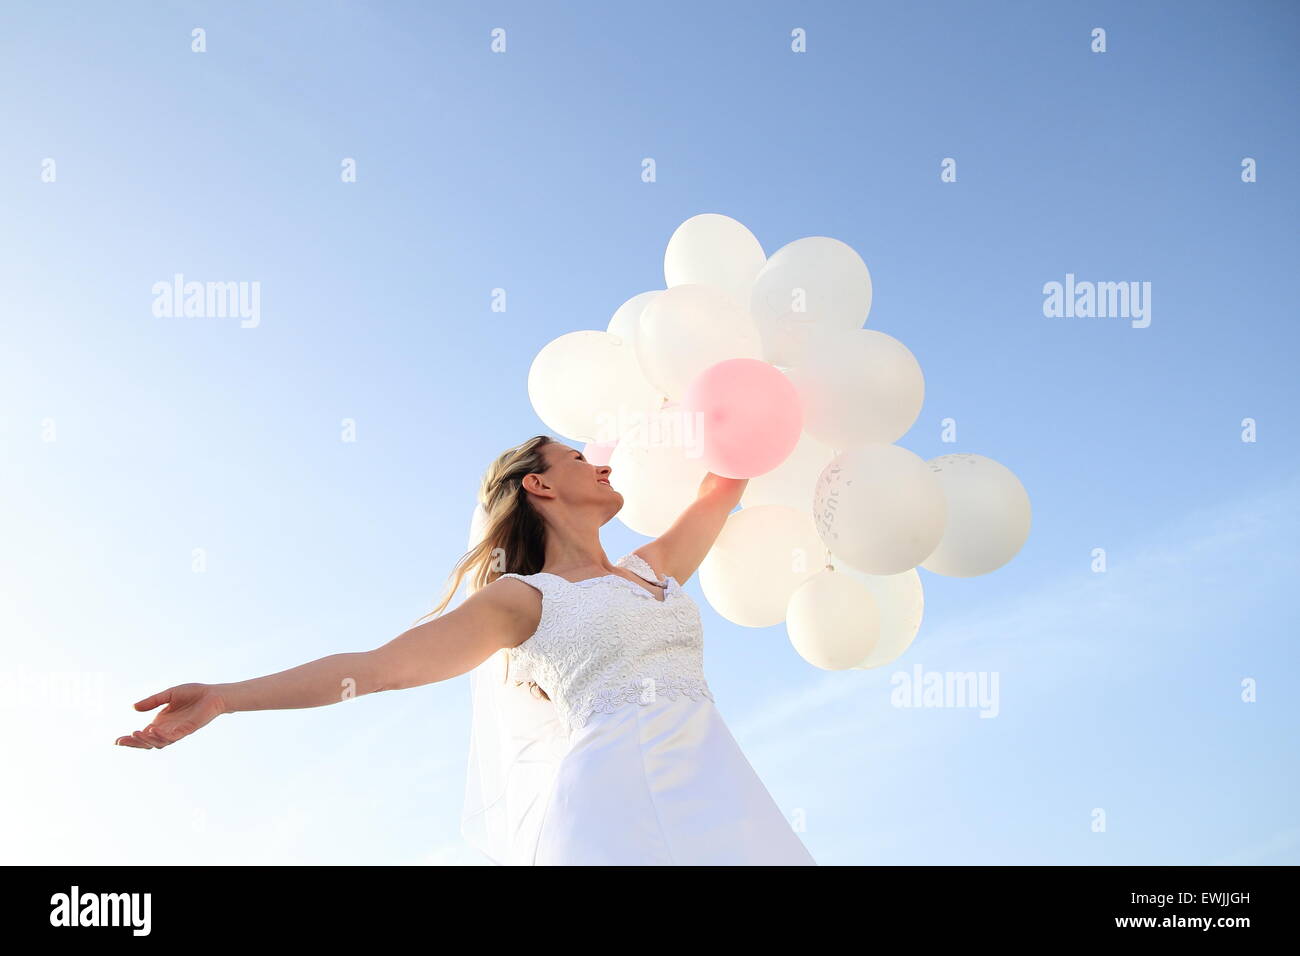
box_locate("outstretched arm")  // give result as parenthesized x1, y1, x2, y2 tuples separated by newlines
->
(219, 578, 534, 710)
(639, 473, 747, 586)
(116, 577, 536, 749)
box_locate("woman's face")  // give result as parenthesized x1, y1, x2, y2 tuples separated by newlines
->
(529, 441, 620, 516)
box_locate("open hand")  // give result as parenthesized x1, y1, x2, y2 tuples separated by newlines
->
(115, 683, 227, 749)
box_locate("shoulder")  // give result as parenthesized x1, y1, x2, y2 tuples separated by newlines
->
(490, 571, 537, 589)
(460, 574, 545, 649)
(485, 573, 547, 606)
(625, 546, 669, 581)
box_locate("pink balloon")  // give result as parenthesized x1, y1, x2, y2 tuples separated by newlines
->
(683, 358, 802, 478)
(582, 438, 617, 466)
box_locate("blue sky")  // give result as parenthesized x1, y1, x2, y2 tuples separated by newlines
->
(1, 1, 1296, 865)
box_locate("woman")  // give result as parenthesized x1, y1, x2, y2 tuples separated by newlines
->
(116, 434, 816, 866)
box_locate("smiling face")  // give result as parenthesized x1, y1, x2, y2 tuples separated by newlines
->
(522, 441, 622, 523)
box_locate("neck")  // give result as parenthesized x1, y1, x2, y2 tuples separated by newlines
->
(541, 511, 610, 575)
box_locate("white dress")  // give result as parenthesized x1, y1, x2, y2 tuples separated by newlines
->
(492, 550, 817, 866)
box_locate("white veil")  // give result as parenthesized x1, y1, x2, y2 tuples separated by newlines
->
(459, 503, 569, 865)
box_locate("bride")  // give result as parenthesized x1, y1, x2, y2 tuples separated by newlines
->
(116, 434, 817, 866)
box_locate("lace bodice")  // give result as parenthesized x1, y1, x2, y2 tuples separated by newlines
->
(497, 551, 714, 736)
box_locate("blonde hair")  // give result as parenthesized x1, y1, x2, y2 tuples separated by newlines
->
(414, 434, 557, 699)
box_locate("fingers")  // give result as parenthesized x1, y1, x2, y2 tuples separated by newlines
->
(119, 688, 192, 749)
(115, 726, 170, 749)
(134, 688, 172, 711)
(139, 725, 171, 747)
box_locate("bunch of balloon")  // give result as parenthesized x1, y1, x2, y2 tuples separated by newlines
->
(525, 213, 1031, 672)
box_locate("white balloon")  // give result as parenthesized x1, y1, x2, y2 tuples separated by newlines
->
(787, 327, 925, 449)
(833, 564, 925, 670)
(664, 213, 766, 308)
(740, 429, 838, 512)
(606, 290, 662, 354)
(636, 284, 764, 401)
(699, 506, 826, 628)
(813, 444, 947, 575)
(786, 570, 881, 670)
(750, 236, 873, 368)
(527, 330, 662, 443)
(608, 407, 710, 536)
(920, 454, 1032, 577)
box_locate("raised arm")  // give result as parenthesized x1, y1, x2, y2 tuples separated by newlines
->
(639, 473, 748, 586)
(115, 577, 539, 749)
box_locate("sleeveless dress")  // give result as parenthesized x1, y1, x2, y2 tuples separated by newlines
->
(495, 550, 817, 866)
